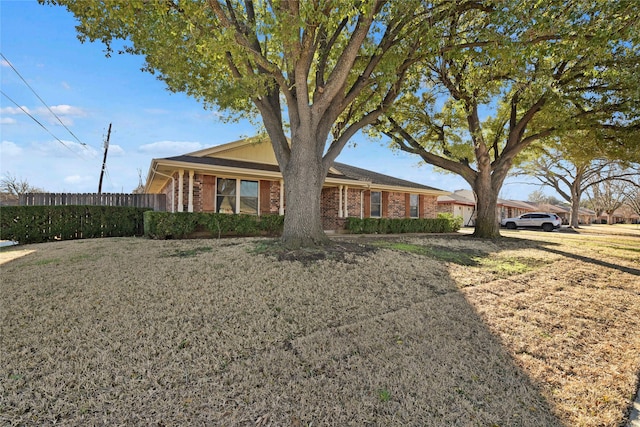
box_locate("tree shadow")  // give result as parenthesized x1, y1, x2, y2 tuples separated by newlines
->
(0, 237, 563, 426)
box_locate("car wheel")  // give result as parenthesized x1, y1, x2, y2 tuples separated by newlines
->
(506, 222, 516, 230)
(542, 223, 553, 232)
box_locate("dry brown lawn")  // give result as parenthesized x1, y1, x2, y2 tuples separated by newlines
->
(1, 224, 638, 426)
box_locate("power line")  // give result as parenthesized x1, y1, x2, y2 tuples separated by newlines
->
(0, 52, 87, 148)
(1, 89, 78, 156)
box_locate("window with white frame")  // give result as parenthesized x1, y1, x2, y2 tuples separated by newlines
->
(216, 178, 258, 215)
(370, 191, 381, 217)
(409, 194, 419, 218)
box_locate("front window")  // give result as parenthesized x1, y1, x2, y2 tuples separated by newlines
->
(216, 178, 236, 214)
(217, 178, 258, 215)
(409, 194, 419, 218)
(239, 180, 258, 214)
(371, 191, 381, 217)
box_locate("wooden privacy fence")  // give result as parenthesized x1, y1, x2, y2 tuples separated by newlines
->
(20, 193, 166, 211)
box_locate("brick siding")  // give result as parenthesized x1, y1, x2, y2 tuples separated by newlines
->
(159, 170, 440, 230)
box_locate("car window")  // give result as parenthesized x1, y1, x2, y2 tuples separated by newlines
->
(521, 214, 532, 219)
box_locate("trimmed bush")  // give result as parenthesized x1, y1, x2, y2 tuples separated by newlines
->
(0, 206, 149, 244)
(345, 215, 461, 234)
(143, 211, 284, 239)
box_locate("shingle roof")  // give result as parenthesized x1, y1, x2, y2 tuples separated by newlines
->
(162, 156, 444, 191)
(163, 155, 281, 173)
(437, 193, 476, 205)
(332, 162, 442, 191)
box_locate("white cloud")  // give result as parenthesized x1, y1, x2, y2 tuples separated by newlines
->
(0, 141, 23, 157)
(1, 59, 9, 67)
(32, 139, 99, 159)
(1, 106, 30, 115)
(34, 104, 87, 126)
(108, 144, 125, 156)
(138, 140, 205, 156)
(64, 175, 87, 184)
(47, 104, 86, 116)
(61, 81, 71, 90)
(1, 117, 17, 124)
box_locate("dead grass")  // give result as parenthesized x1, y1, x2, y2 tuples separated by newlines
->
(0, 226, 638, 426)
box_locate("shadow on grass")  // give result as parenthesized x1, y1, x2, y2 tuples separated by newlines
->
(0, 237, 563, 426)
(539, 245, 640, 277)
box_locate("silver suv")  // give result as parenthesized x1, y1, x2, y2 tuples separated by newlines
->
(500, 212, 562, 232)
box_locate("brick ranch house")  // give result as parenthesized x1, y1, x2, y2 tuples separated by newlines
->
(144, 137, 449, 231)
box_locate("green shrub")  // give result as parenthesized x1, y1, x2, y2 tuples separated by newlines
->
(436, 212, 463, 232)
(144, 212, 284, 239)
(344, 215, 461, 234)
(0, 206, 149, 244)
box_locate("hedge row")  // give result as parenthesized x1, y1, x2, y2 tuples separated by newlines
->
(345, 214, 462, 234)
(143, 211, 284, 239)
(0, 206, 149, 244)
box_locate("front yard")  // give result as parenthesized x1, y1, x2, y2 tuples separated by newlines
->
(1, 225, 638, 426)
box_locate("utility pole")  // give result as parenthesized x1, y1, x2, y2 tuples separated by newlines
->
(98, 123, 111, 194)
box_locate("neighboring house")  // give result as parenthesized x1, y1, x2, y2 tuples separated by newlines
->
(498, 199, 538, 220)
(596, 204, 640, 224)
(437, 190, 476, 226)
(144, 137, 448, 231)
(577, 207, 597, 225)
(437, 189, 538, 226)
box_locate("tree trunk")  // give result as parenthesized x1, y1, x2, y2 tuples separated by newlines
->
(570, 187, 582, 228)
(472, 172, 501, 238)
(279, 137, 331, 249)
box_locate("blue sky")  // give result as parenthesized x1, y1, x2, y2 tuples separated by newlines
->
(1, 0, 547, 199)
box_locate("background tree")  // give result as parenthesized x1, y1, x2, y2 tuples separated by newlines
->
(527, 189, 562, 206)
(132, 169, 145, 195)
(586, 176, 629, 224)
(376, 0, 640, 238)
(1, 172, 44, 198)
(44, 0, 458, 248)
(512, 132, 637, 227)
(622, 176, 640, 220)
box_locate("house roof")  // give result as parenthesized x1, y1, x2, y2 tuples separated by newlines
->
(533, 203, 570, 214)
(145, 138, 448, 195)
(497, 199, 538, 210)
(437, 191, 476, 206)
(332, 162, 443, 192)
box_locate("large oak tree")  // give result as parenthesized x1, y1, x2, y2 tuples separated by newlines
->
(43, 0, 471, 248)
(377, 0, 640, 238)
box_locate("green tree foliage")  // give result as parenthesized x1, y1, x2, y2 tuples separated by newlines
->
(376, 0, 640, 238)
(41, 0, 464, 248)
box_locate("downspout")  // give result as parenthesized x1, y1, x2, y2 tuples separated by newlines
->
(150, 167, 176, 213)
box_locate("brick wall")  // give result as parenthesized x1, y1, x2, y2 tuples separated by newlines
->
(268, 180, 281, 214)
(321, 187, 364, 230)
(347, 188, 362, 218)
(436, 202, 454, 216)
(387, 192, 406, 219)
(157, 171, 441, 227)
(321, 187, 339, 230)
(421, 195, 438, 218)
